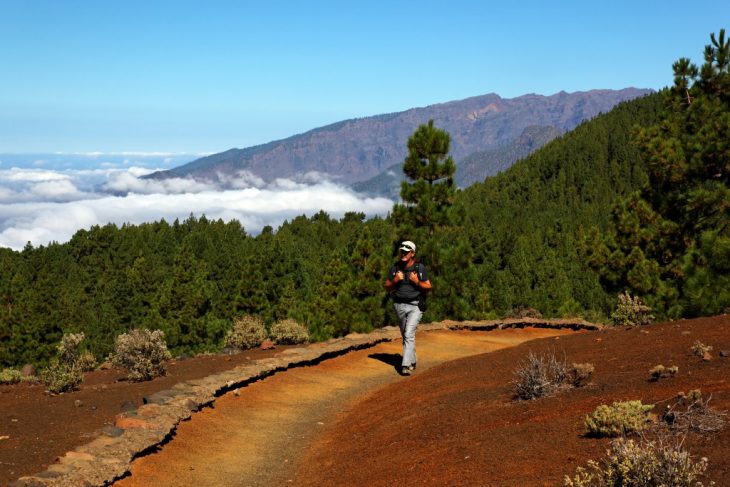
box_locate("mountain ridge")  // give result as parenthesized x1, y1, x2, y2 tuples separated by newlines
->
(146, 88, 653, 187)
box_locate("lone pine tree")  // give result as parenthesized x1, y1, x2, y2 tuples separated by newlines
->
(394, 119, 458, 238)
(392, 120, 475, 320)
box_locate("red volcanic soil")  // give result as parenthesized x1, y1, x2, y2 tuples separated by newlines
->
(0, 347, 285, 485)
(294, 315, 730, 486)
(1, 315, 729, 486)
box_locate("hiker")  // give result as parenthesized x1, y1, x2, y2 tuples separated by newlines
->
(384, 240, 432, 376)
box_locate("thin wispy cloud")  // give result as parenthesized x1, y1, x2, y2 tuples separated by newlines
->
(4, 168, 71, 182)
(0, 164, 394, 251)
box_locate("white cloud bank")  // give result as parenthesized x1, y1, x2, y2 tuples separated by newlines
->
(0, 167, 393, 251)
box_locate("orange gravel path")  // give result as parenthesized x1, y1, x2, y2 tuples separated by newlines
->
(114, 327, 573, 486)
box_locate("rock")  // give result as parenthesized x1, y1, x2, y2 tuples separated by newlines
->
(98, 361, 113, 370)
(74, 400, 83, 408)
(115, 415, 153, 430)
(143, 392, 171, 405)
(142, 389, 181, 404)
(120, 401, 137, 412)
(260, 340, 276, 350)
(60, 451, 94, 463)
(101, 426, 124, 437)
(720, 350, 730, 357)
(0, 435, 9, 441)
(137, 403, 163, 418)
(183, 399, 199, 411)
(20, 364, 36, 377)
(12, 472, 60, 486)
(36, 470, 62, 478)
(702, 351, 712, 361)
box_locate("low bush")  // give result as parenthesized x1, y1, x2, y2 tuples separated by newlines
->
(58, 332, 85, 367)
(611, 291, 654, 327)
(505, 306, 543, 319)
(0, 368, 23, 385)
(584, 400, 654, 437)
(691, 341, 713, 358)
(663, 389, 727, 434)
(40, 360, 83, 393)
(512, 350, 569, 400)
(225, 316, 268, 350)
(110, 329, 171, 381)
(565, 435, 712, 486)
(649, 364, 678, 381)
(76, 351, 98, 372)
(557, 298, 583, 319)
(568, 363, 595, 387)
(270, 319, 310, 345)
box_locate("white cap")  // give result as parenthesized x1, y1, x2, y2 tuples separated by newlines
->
(399, 241, 416, 253)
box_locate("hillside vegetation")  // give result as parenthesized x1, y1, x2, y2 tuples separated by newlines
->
(1, 31, 727, 368)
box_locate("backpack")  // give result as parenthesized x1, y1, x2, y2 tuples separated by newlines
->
(412, 262, 428, 312)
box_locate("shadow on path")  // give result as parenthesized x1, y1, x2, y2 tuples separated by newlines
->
(368, 352, 402, 374)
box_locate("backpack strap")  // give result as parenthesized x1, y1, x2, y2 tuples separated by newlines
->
(416, 262, 426, 282)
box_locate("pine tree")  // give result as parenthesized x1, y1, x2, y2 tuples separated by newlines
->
(588, 29, 730, 317)
(391, 120, 475, 320)
(393, 119, 458, 238)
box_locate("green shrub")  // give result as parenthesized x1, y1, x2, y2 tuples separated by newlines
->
(40, 360, 83, 393)
(0, 368, 23, 385)
(110, 329, 171, 381)
(512, 350, 569, 400)
(58, 332, 85, 367)
(565, 436, 712, 486)
(611, 291, 654, 326)
(558, 298, 584, 319)
(569, 363, 595, 387)
(585, 400, 654, 437)
(691, 341, 713, 358)
(225, 315, 268, 350)
(505, 306, 543, 319)
(76, 351, 98, 372)
(649, 364, 678, 381)
(270, 319, 310, 345)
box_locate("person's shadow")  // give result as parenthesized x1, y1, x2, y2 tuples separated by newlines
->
(369, 353, 402, 374)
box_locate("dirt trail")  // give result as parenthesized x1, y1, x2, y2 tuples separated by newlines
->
(114, 327, 573, 486)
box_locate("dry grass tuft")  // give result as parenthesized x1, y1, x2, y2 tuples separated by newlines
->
(662, 390, 727, 435)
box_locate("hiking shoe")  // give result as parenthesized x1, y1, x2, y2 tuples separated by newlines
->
(400, 366, 411, 376)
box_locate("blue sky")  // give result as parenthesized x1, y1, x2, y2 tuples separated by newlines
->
(1, 0, 726, 154)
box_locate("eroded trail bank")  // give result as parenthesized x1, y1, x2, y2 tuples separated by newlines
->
(114, 327, 574, 486)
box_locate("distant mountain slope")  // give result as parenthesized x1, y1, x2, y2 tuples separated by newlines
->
(354, 125, 564, 199)
(455, 125, 564, 187)
(147, 88, 652, 186)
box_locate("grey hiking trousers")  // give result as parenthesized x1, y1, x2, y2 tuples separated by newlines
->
(393, 301, 422, 367)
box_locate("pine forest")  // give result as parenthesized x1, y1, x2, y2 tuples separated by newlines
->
(1, 31, 727, 367)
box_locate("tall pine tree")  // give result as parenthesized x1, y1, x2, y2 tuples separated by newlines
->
(392, 120, 474, 320)
(586, 29, 730, 317)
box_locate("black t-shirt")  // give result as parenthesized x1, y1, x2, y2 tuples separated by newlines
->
(388, 262, 428, 302)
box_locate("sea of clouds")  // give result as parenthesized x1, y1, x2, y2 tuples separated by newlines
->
(0, 153, 394, 251)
